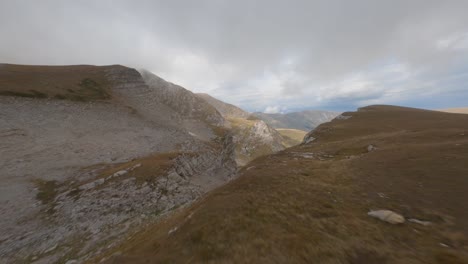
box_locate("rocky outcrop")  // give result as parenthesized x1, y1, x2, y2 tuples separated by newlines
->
(197, 93, 285, 166)
(228, 118, 285, 166)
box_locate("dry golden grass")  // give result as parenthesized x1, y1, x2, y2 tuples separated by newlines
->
(276, 128, 308, 147)
(95, 105, 468, 264)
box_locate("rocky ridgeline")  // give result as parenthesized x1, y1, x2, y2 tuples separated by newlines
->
(139, 70, 225, 127)
(0, 64, 237, 263)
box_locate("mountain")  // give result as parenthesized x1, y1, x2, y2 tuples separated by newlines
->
(197, 93, 250, 118)
(253, 110, 340, 131)
(197, 93, 285, 166)
(103, 105, 468, 263)
(0, 63, 238, 263)
(439, 107, 468, 114)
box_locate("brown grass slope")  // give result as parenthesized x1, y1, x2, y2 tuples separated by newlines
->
(0, 63, 127, 101)
(277, 128, 308, 147)
(100, 105, 468, 264)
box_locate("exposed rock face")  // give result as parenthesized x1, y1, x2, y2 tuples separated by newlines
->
(228, 118, 285, 166)
(0, 64, 237, 263)
(139, 70, 225, 128)
(197, 93, 285, 166)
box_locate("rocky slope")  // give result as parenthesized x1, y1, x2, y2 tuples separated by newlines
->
(0, 64, 237, 263)
(197, 93, 285, 165)
(102, 105, 468, 263)
(253, 110, 340, 131)
(138, 71, 225, 139)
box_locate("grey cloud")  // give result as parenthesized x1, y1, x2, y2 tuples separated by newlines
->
(1, 0, 468, 111)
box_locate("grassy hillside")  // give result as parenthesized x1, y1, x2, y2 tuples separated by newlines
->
(99, 105, 468, 263)
(0, 63, 122, 101)
(276, 128, 308, 147)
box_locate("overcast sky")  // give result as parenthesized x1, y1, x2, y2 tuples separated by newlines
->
(1, 0, 468, 112)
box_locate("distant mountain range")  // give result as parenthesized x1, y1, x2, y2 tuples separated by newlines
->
(196, 93, 340, 149)
(252, 110, 340, 131)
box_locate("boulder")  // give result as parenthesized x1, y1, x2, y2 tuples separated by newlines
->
(368, 210, 405, 224)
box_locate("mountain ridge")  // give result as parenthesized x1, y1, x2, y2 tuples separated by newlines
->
(0, 63, 237, 263)
(196, 93, 285, 166)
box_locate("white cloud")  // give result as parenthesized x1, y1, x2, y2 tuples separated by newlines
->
(437, 32, 468, 51)
(264, 105, 285, 114)
(1, 0, 468, 111)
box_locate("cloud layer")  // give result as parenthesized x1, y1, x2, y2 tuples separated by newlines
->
(1, 0, 468, 111)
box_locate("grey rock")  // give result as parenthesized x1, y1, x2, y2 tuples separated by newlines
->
(367, 144, 377, 152)
(408, 218, 431, 226)
(368, 210, 405, 224)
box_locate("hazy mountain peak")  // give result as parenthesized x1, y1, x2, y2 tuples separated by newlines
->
(197, 93, 250, 119)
